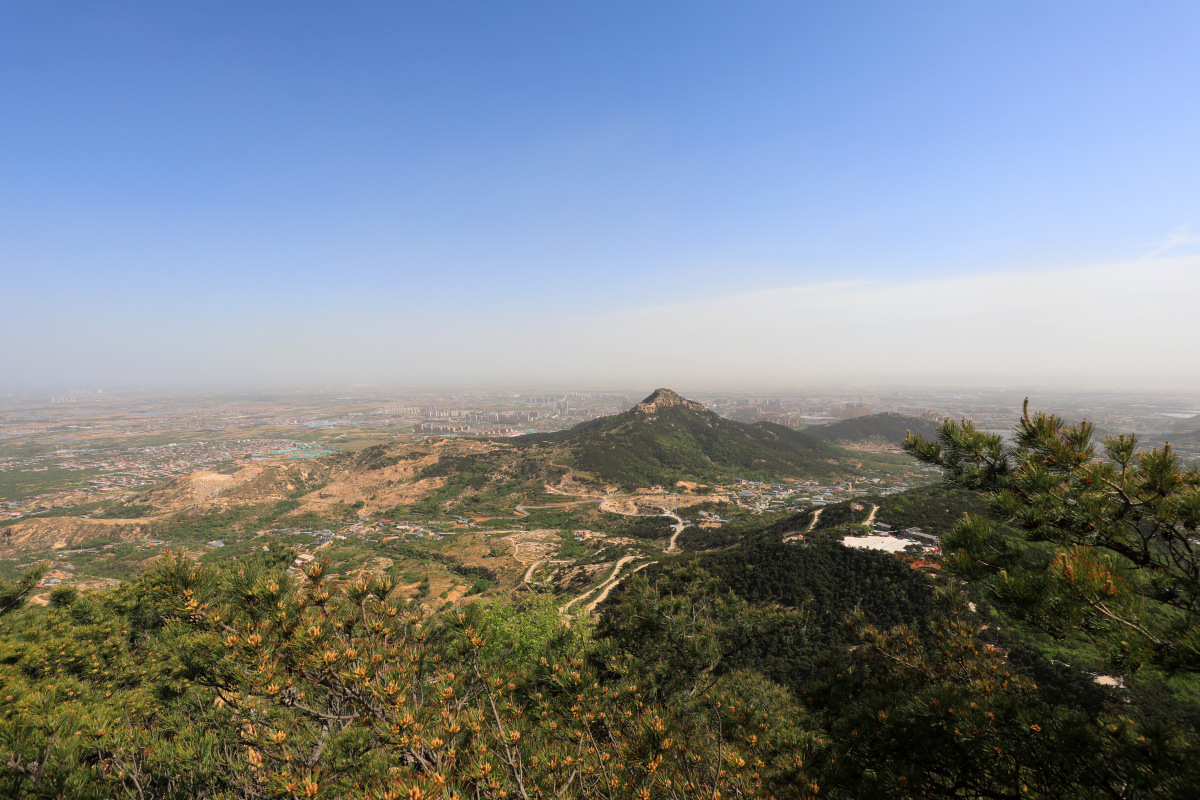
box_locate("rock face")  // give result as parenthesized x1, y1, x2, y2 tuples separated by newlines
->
(138, 463, 319, 512)
(633, 389, 708, 415)
(2, 517, 147, 554)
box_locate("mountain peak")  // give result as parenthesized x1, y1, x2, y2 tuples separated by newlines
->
(635, 388, 708, 414)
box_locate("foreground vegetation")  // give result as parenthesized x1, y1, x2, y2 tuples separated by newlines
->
(1, 401, 1199, 798)
(2, 550, 1198, 797)
(2, 544, 1196, 800)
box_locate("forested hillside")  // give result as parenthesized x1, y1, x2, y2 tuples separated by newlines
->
(3, 513, 1199, 798)
(869, 484, 993, 533)
(674, 506, 813, 551)
(631, 536, 934, 688)
(804, 412, 939, 444)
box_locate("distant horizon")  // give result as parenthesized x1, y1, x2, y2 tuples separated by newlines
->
(5, 379, 1200, 400)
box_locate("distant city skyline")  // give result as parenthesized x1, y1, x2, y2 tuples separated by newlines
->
(3, 2, 1198, 390)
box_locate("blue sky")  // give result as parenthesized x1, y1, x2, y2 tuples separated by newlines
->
(3, 1, 1199, 389)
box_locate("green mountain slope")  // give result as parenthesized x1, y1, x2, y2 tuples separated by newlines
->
(804, 412, 939, 444)
(604, 517, 935, 688)
(517, 388, 849, 486)
(868, 484, 992, 534)
(682, 536, 934, 687)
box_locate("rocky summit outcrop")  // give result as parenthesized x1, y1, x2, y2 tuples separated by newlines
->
(633, 388, 708, 415)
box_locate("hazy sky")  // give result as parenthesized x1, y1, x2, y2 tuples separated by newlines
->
(3, 1, 1199, 391)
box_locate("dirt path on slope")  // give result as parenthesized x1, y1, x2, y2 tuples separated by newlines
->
(516, 495, 684, 553)
(585, 560, 656, 615)
(513, 499, 601, 516)
(662, 511, 687, 552)
(521, 558, 571, 585)
(559, 555, 635, 614)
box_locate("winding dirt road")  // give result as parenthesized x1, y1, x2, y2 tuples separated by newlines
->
(518, 468, 703, 611)
(513, 499, 601, 516)
(559, 555, 636, 614)
(521, 559, 571, 585)
(585, 560, 656, 614)
(662, 511, 687, 552)
(517, 496, 684, 554)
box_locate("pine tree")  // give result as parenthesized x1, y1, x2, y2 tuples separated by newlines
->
(905, 400, 1200, 672)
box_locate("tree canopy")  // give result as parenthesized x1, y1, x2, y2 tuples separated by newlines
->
(905, 400, 1200, 673)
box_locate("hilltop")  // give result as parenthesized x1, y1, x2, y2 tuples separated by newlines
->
(803, 411, 940, 445)
(518, 388, 851, 487)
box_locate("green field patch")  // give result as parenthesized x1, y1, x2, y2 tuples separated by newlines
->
(0, 468, 104, 502)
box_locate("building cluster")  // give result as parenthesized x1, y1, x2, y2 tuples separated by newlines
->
(405, 395, 626, 437)
(832, 402, 872, 419)
(704, 395, 941, 427)
(414, 423, 473, 434)
(422, 407, 468, 419)
(716, 472, 932, 514)
(894, 404, 933, 416)
(467, 410, 548, 423)
(719, 398, 798, 427)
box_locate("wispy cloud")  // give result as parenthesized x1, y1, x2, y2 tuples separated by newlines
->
(534, 256, 1200, 389)
(1142, 225, 1200, 259)
(5, 257, 1199, 391)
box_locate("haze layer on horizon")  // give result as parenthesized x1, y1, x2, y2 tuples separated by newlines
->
(3, 2, 1199, 393)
